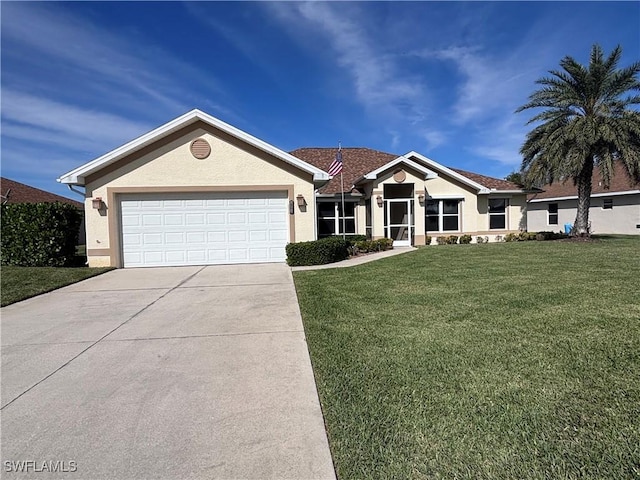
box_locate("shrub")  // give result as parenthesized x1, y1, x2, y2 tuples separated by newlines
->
(495, 235, 504, 242)
(476, 236, 485, 244)
(1, 202, 82, 267)
(459, 234, 472, 244)
(445, 235, 458, 244)
(425, 235, 432, 245)
(435, 237, 446, 245)
(343, 234, 367, 245)
(286, 236, 349, 266)
(353, 238, 393, 254)
(535, 231, 568, 241)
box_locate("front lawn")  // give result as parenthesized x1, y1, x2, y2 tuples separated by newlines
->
(1, 266, 113, 307)
(294, 236, 640, 479)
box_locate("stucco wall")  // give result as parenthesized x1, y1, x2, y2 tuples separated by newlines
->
(367, 167, 528, 245)
(84, 124, 317, 266)
(528, 194, 640, 235)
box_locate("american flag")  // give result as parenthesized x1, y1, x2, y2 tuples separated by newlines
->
(328, 148, 343, 176)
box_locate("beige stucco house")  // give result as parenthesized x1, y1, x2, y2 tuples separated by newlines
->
(527, 163, 640, 235)
(58, 110, 531, 268)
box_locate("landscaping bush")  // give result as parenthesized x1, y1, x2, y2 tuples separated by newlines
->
(476, 236, 486, 244)
(343, 234, 367, 245)
(445, 235, 458, 244)
(353, 238, 393, 254)
(1, 202, 82, 267)
(425, 235, 432, 245)
(286, 237, 350, 266)
(459, 234, 472, 244)
(535, 231, 569, 241)
(435, 237, 446, 245)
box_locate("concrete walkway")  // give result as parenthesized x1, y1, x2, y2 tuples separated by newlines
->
(291, 246, 416, 271)
(1, 264, 335, 479)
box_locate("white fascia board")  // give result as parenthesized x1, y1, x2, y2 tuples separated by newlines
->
(361, 156, 438, 181)
(403, 151, 488, 192)
(528, 190, 640, 203)
(58, 109, 329, 185)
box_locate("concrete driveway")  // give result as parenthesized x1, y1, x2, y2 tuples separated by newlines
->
(1, 264, 335, 479)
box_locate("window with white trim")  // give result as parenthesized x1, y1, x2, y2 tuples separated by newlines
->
(488, 198, 508, 229)
(603, 198, 613, 210)
(548, 203, 558, 225)
(425, 199, 460, 232)
(317, 201, 356, 237)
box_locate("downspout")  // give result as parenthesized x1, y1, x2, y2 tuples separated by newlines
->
(67, 185, 86, 198)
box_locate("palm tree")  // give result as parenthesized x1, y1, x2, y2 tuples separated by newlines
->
(517, 44, 640, 235)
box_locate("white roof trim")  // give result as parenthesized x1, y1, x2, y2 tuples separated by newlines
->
(58, 109, 330, 185)
(529, 189, 640, 203)
(402, 151, 492, 193)
(356, 156, 438, 182)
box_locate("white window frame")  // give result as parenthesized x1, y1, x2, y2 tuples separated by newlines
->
(548, 203, 559, 225)
(488, 198, 509, 230)
(425, 199, 460, 232)
(317, 201, 357, 236)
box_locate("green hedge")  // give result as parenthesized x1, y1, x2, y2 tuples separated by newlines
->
(1, 202, 82, 267)
(352, 238, 394, 253)
(286, 237, 350, 266)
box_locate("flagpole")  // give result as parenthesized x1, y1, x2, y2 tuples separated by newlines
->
(339, 142, 346, 240)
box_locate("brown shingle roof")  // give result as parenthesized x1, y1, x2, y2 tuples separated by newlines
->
(290, 147, 398, 194)
(450, 168, 522, 190)
(290, 147, 524, 194)
(1, 178, 83, 208)
(528, 163, 640, 201)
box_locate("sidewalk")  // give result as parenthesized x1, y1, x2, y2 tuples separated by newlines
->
(291, 246, 416, 271)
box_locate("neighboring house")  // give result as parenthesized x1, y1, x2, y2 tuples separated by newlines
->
(527, 163, 640, 235)
(1, 177, 83, 207)
(1, 177, 86, 244)
(58, 110, 530, 268)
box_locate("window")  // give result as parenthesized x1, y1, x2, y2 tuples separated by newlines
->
(548, 203, 558, 225)
(317, 201, 356, 237)
(603, 198, 613, 210)
(488, 198, 508, 229)
(425, 199, 460, 232)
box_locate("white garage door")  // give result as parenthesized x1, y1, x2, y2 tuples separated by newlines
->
(120, 191, 289, 267)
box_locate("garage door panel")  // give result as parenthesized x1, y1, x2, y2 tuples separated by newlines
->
(120, 192, 288, 267)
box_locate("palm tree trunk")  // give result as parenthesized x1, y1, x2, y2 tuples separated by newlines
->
(573, 160, 593, 236)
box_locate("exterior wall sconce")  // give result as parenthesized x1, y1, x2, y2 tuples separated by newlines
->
(92, 197, 103, 210)
(296, 194, 306, 207)
(376, 195, 383, 207)
(418, 194, 425, 204)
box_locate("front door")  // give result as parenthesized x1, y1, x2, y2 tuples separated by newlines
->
(385, 199, 412, 246)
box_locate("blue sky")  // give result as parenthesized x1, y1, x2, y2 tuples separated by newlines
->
(2, 1, 639, 199)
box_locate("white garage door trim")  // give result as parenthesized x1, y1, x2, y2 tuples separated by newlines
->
(119, 191, 290, 267)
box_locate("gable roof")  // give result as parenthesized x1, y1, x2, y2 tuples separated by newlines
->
(58, 109, 330, 186)
(528, 163, 640, 202)
(290, 147, 526, 195)
(1, 178, 83, 208)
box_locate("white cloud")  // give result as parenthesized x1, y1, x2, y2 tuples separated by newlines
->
(1, 2, 222, 115)
(2, 90, 153, 153)
(266, 2, 428, 125)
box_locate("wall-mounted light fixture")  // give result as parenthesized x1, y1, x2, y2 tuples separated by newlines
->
(376, 195, 383, 207)
(418, 194, 425, 204)
(296, 194, 306, 207)
(92, 197, 103, 210)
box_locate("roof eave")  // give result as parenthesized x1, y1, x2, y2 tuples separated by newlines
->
(58, 109, 329, 185)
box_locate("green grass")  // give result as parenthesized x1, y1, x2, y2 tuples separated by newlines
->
(294, 236, 640, 479)
(1, 266, 114, 307)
